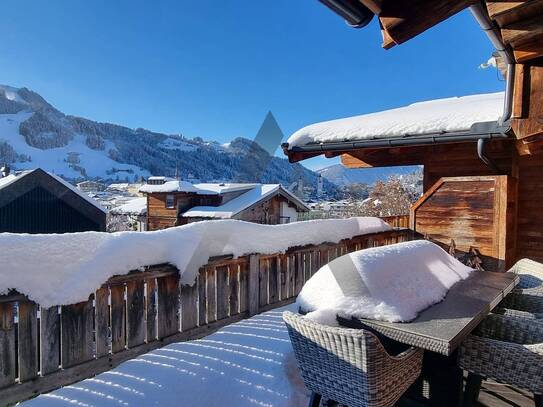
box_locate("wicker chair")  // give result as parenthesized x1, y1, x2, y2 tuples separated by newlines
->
(458, 313, 543, 407)
(283, 311, 423, 407)
(511, 258, 543, 294)
(498, 259, 543, 317)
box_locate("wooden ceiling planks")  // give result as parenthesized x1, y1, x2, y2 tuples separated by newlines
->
(486, 0, 543, 63)
(367, 0, 476, 49)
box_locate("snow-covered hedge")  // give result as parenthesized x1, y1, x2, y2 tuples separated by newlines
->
(0, 217, 391, 307)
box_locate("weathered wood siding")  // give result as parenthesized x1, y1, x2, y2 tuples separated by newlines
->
(516, 152, 543, 263)
(235, 194, 296, 224)
(411, 176, 516, 271)
(0, 229, 410, 405)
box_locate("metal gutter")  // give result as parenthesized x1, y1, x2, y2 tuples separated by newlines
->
(469, 3, 515, 126)
(318, 0, 374, 28)
(282, 122, 510, 154)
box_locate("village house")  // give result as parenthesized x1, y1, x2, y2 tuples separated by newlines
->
(0, 167, 106, 233)
(139, 176, 309, 230)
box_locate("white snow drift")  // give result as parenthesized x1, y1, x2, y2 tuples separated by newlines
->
(0, 217, 391, 307)
(297, 240, 473, 323)
(287, 92, 504, 148)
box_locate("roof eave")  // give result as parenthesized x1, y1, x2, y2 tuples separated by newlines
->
(283, 121, 512, 163)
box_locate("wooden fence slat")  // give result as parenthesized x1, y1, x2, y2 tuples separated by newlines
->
(197, 270, 207, 326)
(61, 299, 94, 368)
(126, 281, 145, 348)
(259, 258, 269, 307)
(248, 255, 260, 316)
(268, 257, 279, 305)
(319, 247, 329, 268)
(239, 261, 248, 314)
(216, 266, 229, 320)
(206, 267, 217, 323)
(181, 283, 198, 331)
(40, 306, 60, 375)
(279, 255, 289, 300)
(303, 252, 311, 283)
(311, 249, 320, 277)
(295, 252, 304, 295)
(95, 287, 109, 358)
(110, 285, 126, 353)
(18, 301, 38, 382)
(228, 265, 240, 316)
(146, 278, 157, 342)
(0, 303, 16, 388)
(157, 274, 180, 339)
(288, 255, 296, 297)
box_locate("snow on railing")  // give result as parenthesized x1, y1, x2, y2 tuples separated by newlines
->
(0, 217, 392, 307)
(0, 226, 411, 405)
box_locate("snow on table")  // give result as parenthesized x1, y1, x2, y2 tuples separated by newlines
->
(0, 217, 391, 307)
(21, 304, 309, 407)
(298, 240, 473, 324)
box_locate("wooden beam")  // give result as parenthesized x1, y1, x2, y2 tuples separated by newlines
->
(379, 0, 476, 49)
(501, 12, 543, 46)
(513, 33, 543, 63)
(512, 63, 543, 140)
(487, 1, 543, 27)
(358, 0, 383, 14)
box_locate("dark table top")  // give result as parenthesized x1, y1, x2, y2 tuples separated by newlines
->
(338, 271, 519, 356)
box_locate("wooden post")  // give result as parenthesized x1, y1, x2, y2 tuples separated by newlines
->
(248, 254, 260, 316)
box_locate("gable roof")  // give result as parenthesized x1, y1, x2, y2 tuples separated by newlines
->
(181, 184, 309, 219)
(0, 168, 107, 217)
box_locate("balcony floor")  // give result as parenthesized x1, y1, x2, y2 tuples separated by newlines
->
(20, 304, 535, 407)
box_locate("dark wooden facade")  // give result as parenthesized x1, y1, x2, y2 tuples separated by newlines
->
(0, 169, 106, 233)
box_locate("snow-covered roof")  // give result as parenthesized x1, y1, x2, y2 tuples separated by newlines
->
(182, 184, 309, 219)
(110, 197, 147, 215)
(139, 180, 200, 194)
(193, 183, 256, 194)
(286, 92, 505, 148)
(0, 169, 106, 213)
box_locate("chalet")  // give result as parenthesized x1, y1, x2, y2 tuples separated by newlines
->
(139, 177, 309, 230)
(0, 168, 106, 233)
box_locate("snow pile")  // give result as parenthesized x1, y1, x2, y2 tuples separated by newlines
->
(298, 240, 473, 324)
(0, 217, 391, 307)
(287, 92, 504, 148)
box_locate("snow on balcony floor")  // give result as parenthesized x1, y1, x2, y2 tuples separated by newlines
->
(21, 303, 309, 407)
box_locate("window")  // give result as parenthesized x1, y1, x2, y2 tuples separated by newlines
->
(166, 194, 175, 208)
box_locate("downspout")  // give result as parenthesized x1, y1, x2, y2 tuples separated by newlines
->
(470, 3, 516, 174)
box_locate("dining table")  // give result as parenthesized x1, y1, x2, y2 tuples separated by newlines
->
(337, 270, 519, 407)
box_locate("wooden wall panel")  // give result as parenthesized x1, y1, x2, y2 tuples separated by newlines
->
(516, 152, 543, 263)
(411, 176, 514, 271)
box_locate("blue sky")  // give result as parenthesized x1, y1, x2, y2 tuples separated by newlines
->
(1, 1, 504, 170)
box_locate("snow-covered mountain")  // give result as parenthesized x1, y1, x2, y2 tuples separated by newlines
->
(318, 164, 422, 187)
(0, 85, 337, 196)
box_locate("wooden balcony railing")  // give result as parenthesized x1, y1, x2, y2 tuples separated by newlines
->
(380, 215, 410, 228)
(0, 229, 410, 405)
